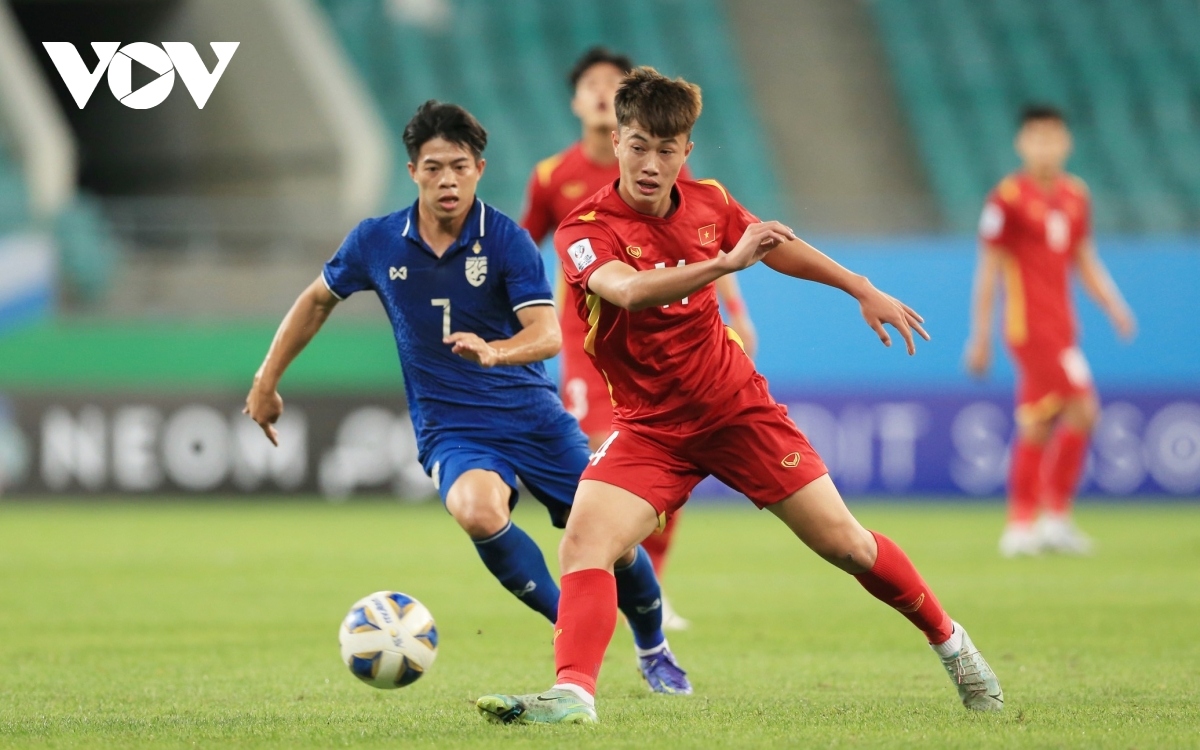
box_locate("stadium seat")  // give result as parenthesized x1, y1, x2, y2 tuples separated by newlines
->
(313, 0, 782, 220)
(870, 0, 1200, 232)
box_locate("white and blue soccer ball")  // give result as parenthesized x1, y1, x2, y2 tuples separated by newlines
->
(338, 591, 438, 689)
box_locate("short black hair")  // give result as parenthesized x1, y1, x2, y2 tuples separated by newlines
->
(402, 100, 487, 163)
(615, 66, 702, 138)
(1019, 104, 1067, 126)
(568, 46, 634, 90)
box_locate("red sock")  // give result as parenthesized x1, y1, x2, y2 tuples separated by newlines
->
(554, 569, 618, 695)
(854, 532, 953, 644)
(640, 510, 682, 578)
(1008, 438, 1045, 524)
(1044, 427, 1088, 515)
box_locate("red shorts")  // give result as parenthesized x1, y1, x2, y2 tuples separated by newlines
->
(581, 374, 828, 522)
(1014, 345, 1095, 425)
(560, 352, 614, 438)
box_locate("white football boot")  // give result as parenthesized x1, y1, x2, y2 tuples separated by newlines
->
(661, 595, 691, 631)
(1036, 514, 1094, 555)
(933, 622, 1004, 712)
(998, 523, 1042, 558)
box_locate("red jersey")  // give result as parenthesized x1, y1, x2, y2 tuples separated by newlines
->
(555, 178, 759, 425)
(521, 143, 693, 363)
(978, 172, 1091, 355)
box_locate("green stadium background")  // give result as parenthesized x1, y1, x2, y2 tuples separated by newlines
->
(1, 0, 1198, 499)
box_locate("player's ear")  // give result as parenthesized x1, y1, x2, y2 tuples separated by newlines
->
(407, 162, 417, 182)
(684, 141, 694, 159)
(475, 157, 486, 177)
(611, 128, 620, 154)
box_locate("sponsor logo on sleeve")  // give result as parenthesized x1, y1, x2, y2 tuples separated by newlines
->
(979, 204, 1004, 239)
(569, 238, 598, 272)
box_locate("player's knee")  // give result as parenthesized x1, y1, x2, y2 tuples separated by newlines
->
(558, 526, 615, 575)
(447, 491, 510, 539)
(811, 524, 876, 574)
(1017, 418, 1053, 445)
(1067, 396, 1100, 432)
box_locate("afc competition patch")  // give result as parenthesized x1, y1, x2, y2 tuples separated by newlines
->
(569, 238, 597, 271)
(465, 256, 488, 287)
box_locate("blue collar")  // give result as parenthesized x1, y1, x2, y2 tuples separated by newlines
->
(401, 198, 487, 257)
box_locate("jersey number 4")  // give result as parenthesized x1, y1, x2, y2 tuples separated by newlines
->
(589, 430, 619, 466)
(431, 298, 451, 338)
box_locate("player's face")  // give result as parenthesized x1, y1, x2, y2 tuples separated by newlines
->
(1015, 118, 1071, 177)
(571, 63, 625, 131)
(613, 122, 693, 216)
(407, 137, 486, 223)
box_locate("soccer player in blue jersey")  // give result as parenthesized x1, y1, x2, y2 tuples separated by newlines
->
(243, 100, 689, 694)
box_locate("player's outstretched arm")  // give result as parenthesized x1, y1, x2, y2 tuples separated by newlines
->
(445, 304, 562, 368)
(1075, 238, 1136, 340)
(762, 236, 929, 355)
(244, 276, 340, 445)
(964, 244, 1003, 377)
(715, 274, 757, 357)
(589, 221, 794, 311)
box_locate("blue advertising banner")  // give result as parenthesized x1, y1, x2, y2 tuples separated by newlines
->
(695, 389, 1200, 498)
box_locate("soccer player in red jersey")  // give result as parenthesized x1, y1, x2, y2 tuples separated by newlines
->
(966, 105, 1136, 557)
(476, 68, 1004, 724)
(521, 48, 758, 628)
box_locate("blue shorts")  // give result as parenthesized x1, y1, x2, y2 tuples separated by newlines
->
(420, 409, 590, 529)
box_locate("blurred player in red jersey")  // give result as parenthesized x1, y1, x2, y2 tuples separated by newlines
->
(477, 67, 1004, 724)
(521, 48, 758, 629)
(966, 105, 1135, 558)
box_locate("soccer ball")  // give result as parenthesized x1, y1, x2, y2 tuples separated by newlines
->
(338, 591, 438, 688)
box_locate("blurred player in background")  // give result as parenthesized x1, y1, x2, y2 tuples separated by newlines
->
(244, 100, 689, 694)
(522, 47, 758, 629)
(967, 105, 1136, 557)
(477, 67, 1003, 725)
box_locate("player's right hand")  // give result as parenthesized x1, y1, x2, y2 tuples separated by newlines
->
(720, 222, 795, 272)
(1111, 305, 1137, 341)
(243, 384, 283, 446)
(964, 338, 991, 378)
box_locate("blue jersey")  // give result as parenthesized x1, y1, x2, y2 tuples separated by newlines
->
(322, 198, 563, 453)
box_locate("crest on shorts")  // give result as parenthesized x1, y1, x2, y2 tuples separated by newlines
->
(781, 451, 801, 468)
(465, 256, 487, 287)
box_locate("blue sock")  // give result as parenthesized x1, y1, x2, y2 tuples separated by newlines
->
(614, 545, 666, 651)
(472, 521, 560, 623)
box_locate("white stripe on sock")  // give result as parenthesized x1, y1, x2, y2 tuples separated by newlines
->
(931, 622, 964, 659)
(635, 639, 669, 659)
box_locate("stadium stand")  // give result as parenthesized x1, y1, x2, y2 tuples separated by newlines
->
(315, 0, 783, 220)
(0, 143, 29, 234)
(870, 0, 1200, 233)
(1, 139, 115, 307)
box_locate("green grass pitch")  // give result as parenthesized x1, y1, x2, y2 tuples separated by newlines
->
(1, 499, 1197, 748)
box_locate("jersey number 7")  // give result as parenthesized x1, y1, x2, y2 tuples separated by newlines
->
(431, 298, 451, 338)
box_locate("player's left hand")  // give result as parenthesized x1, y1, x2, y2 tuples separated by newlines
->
(856, 283, 929, 355)
(445, 332, 503, 367)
